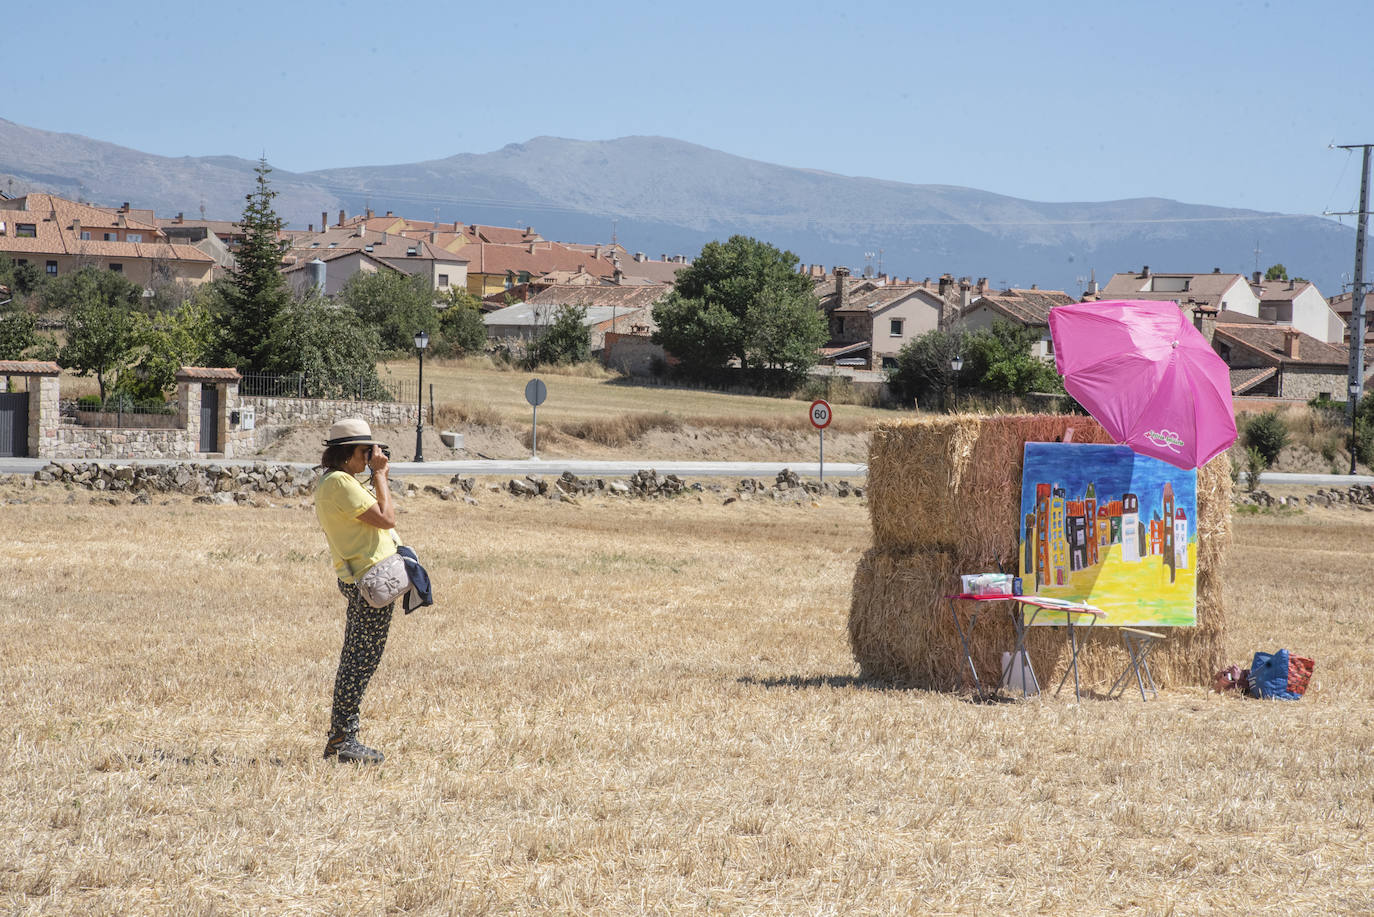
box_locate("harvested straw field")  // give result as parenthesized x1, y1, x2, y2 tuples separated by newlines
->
(2, 485, 1372, 913)
(854, 416, 1232, 690)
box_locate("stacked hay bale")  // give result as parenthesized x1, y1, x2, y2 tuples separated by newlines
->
(849, 415, 1231, 691)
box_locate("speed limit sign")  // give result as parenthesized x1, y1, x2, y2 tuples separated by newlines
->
(809, 399, 833, 430)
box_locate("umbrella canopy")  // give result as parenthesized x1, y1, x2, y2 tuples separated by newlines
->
(1048, 299, 1237, 470)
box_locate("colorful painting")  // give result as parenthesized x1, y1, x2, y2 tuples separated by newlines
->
(1018, 442, 1197, 627)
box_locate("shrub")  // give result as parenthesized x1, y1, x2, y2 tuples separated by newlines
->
(1244, 410, 1288, 467)
(1245, 447, 1266, 492)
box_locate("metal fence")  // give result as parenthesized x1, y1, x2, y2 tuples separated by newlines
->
(238, 372, 415, 404)
(63, 398, 180, 429)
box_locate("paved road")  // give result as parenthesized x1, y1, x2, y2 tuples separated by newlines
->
(0, 456, 868, 479)
(3, 457, 1371, 486)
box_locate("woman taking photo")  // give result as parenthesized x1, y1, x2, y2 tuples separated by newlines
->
(315, 418, 399, 765)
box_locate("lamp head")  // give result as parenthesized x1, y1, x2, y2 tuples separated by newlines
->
(415, 330, 430, 351)
(951, 355, 963, 373)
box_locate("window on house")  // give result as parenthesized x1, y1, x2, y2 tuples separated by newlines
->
(889, 318, 904, 336)
(80, 231, 91, 240)
(834, 317, 845, 335)
(1319, 392, 1331, 401)
(46, 261, 58, 276)
(438, 273, 449, 287)
(104, 232, 116, 241)
(881, 356, 898, 370)
(109, 263, 123, 273)
(16, 223, 36, 237)
(126, 233, 142, 242)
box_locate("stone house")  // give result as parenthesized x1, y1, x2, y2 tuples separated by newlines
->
(1253, 276, 1344, 343)
(815, 268, 956, 369)
(1195, 309, 1373, 401)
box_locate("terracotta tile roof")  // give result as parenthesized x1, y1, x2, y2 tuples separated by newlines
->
(1229, 366, 1277, 393)
(1100, 270, 1250, 307)
(613, 257, 687, 285)
(1255, 279, 1317, 303)
(0, 193, 211, 263)
(156, 217, 245, 237)
(283, 228, 466, 265)
(523, 283, 671, 311)
(280, 249, 397, 273)
(969, 288, 1075, 325)
(460, 241, 617, 279)
(1214, 309, 1269, 324)
(1214, 324, 1353, 367)
(0, 359, 59, 374)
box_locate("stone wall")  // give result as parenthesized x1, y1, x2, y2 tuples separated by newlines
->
(242, 395, 418, 450)
(1280, 369, 1364, 402)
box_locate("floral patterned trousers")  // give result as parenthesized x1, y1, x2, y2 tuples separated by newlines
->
(329, 580, 395, 738)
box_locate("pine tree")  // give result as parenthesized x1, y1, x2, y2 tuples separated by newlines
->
(218, 159, 290, 370)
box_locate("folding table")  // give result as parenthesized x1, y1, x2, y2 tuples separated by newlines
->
(946, 593, 1106, 700)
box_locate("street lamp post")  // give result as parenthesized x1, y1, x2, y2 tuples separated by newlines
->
(414, 330, 430, 462)
(949, 354, 963, 412)
(1351, 381, 1362, 476)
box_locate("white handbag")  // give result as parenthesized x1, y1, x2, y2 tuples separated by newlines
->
(356, 552, 410, 609)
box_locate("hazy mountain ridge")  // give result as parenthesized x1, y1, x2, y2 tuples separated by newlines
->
(0, 118, 1353, 294)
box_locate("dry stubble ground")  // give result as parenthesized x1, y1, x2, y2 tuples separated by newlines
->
(1, 488, 1372, 914)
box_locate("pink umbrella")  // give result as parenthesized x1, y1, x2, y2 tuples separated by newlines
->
(1048, 299, 1237, 470)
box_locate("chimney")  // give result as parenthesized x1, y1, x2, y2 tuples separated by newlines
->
(1283, 329, 1301, 360)
(1288, 278, 1295, 290)
(528, 243, 536, 254)
(959, 278, 972, 312)
(835, 266, 851, 311)
(578, 263, 586, 274)
(72, 218, 81, 236)
(322, 212, 329, 233)
(1030, 283, 1038, 290)
(176, 212, 184, 223)
(938, 273, 953, 297)
(430, 231, 438, 243)
(613, 268, 624, 284)
(1192, 306, 1217, 345)
(386, 210, 393, 217)
(338, 209, 346, 227)
(593, 245, 601, 259)
(121, 202, 130, 212)
(1252, 270, 1262, 285)
(634, 252, 645, 262)
(1086, 269, 1099, 297)
(525, 226, 533, 235)
(366, 208, 374, 219)
(1141, 265, 1151, 278)
(382, 231, 388, 244)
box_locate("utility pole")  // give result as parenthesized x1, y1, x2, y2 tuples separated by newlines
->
(1330, 144, 1371, 435)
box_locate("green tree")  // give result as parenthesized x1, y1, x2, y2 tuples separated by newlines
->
(1264, 264, 1287, 282)
(0, 254, 41, 297)
(960, 321, 1061, 396)
(340, 269, 438, 352)
(652, 235, 822, 383)
(121, 300, 216, 401)
(0, 307, 36, 360)
(526, 305, 590, 366)
(217, 159, 290, 370)
(889, 328, 966, 410)
(261, 295, 385, 398)
(48, 267, 143, 400)
(437, 286, 488, 355)
(742, 287, 828, 387)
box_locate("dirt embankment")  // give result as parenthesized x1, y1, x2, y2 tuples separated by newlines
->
(253, 421, 870, 464)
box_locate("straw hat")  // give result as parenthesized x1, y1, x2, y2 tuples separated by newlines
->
(323, 417, 388, 449)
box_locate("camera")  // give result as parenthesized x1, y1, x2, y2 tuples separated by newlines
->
(376, 445, 391, 459)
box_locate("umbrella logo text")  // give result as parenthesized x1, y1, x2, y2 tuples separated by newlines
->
(1144, 429, 1185, 453)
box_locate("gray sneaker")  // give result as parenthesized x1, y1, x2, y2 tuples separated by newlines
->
(323, 734, 384, 765)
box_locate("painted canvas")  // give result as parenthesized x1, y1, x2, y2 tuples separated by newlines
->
(1018, 442, 1198, 627)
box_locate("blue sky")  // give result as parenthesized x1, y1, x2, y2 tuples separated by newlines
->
(10, 0, 1373, 217)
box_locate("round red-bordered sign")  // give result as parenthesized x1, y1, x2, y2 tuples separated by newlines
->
(809, 399, 832, 430)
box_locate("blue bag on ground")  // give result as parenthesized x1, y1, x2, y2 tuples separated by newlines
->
(1248, 650, 1301, 700)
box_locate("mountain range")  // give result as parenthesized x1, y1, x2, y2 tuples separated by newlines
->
(0, 118, 1355, 296)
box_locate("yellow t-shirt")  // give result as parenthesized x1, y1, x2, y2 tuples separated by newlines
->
(314, 471, 398, 583)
